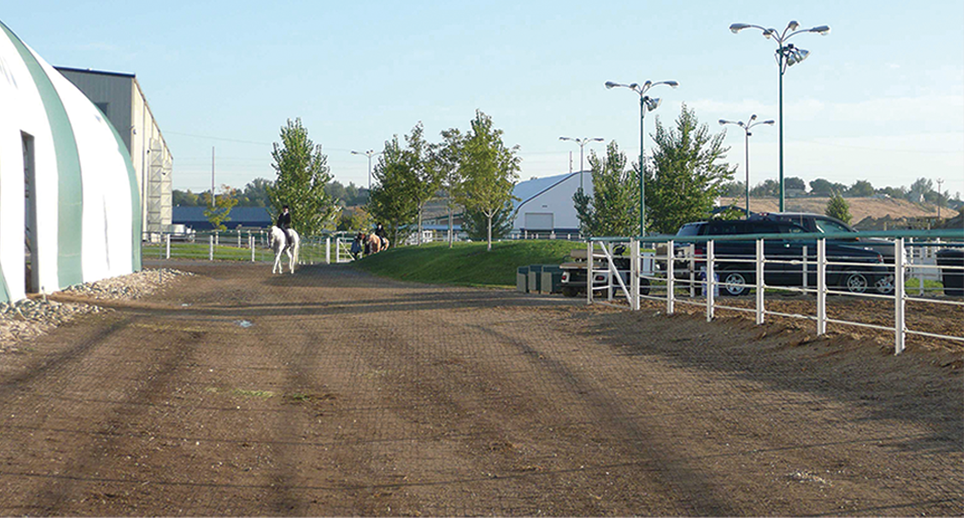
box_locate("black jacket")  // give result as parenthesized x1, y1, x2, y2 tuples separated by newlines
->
(277, 211, 291, 229)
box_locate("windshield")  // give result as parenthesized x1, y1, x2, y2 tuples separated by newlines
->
(676, 224, 703, 237)
(814, 218, 854, 234)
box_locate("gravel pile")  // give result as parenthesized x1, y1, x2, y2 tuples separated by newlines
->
(0, 268, 192, 351)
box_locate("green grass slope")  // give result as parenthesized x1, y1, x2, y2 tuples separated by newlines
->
(351, 241, 584, 287)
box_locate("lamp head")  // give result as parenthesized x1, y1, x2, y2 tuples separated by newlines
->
(729, 23, 750, 33)
(749, 114, 758, 122)
(762, 120, 775, 125)
(592, 137, 604, 142)
(605, 81, 618, 89)
(644, 97, 662, 112)
(629, 82, 639, 89)
(787, 20, 800, 31)
(664, 80, 680, 88)
(762, 29, 774, 39)
(810, 25, 831, 35)
(787, 47, 810, 66)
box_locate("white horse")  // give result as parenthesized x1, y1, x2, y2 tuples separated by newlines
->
(269, 226, 300, 274)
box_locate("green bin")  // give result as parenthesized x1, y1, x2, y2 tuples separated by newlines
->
(527, 265, 545, 294)
(516, 266, 529, 293)
(540, 265, 563, 295)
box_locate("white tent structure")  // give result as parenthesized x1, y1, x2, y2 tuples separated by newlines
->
(0, 21, 141, 303)
(511, 172, 593, 234)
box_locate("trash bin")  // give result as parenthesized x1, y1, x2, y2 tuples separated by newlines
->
(540, 265, 563, 295)
(527, 265, 545, 294)
(936, 248, 964, 296)
(516, 266, 529, 293)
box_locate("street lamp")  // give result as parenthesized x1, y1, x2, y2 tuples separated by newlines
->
(730, 20, 830, 212)
(351, 149, 382, 192)
(605, 79, 679, 236)
(559, 136, 604, 191)
(719, 115, 775, 218)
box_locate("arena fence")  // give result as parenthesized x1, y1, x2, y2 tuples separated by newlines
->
(142, 230, 359, 265)
(586, 229, 964, 354)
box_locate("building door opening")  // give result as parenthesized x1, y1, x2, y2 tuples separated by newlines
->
(22, 132, 38, 294)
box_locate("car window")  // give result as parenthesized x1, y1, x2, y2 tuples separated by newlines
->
(676, 224, 703, 236)
(777, 223, 806, 234)
(814, 218, 853, 234)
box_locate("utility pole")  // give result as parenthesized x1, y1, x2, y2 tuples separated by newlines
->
(569, 151, 573, 174)
(936, 178, 944, 219)
(211, 146, 216, 207)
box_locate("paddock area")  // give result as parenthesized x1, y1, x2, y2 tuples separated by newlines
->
(0, 261, 960, 516)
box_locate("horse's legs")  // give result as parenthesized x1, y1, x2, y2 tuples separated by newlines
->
(273, 247, 282, 274)
(285, 247, 294, 274)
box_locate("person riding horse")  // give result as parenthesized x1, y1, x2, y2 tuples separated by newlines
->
(277, 205, 292, 245)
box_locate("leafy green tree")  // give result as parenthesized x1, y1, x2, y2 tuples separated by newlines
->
(750, 179, 779, 197)
(572, 141, 638, 237)
(461, 201, 514, 241)
(267, 118, 338, 237)
(453, 110, 521, 250)
(173, 189, 199, 206)
(430, 128, 465, 247)
(721, 181, 745, 198)
(646, 104, 735, 235)
(809, 178, 847, 197)
(404, 122, 446, 244)
(825, 193, 852, 223)
(336, 207, 373, 232)
(908, 177, 933, 203)
(239, 178, 272, 207)
(368, 136, 420, 244)
(848, 179, 875, 197)
(204, 185, 239, 231)
(785, 176, 807, 192)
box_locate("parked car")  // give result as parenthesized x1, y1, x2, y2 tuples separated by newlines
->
(673, 219, 891, 296)
(748, 212, 900, 293)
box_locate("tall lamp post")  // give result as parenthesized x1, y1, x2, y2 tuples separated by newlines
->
(730, 20, 830, 212)
(605, 80, 679, 236)
(719, 115, 774, 218)
(351, 149, 382, 193)
(559, 136, 604, 191)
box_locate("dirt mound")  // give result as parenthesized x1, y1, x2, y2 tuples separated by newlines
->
(721, 196, 940, 223)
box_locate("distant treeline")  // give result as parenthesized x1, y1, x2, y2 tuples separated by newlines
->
(173, 178, 369, 208)
(722, 176, 961, 207)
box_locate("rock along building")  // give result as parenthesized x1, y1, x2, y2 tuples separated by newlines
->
(0, 21, 141, 303)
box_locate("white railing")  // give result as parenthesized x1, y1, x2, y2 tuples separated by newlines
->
(587, 229, 964, 354)
(141, 230, 357, 265)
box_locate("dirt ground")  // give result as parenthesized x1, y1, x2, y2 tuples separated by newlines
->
(0, 260, 960, 516)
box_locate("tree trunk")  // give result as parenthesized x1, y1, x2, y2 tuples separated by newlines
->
(448, 207, 454, 248)
(417, 208, 423, 246)
(487, 214, 492, 251)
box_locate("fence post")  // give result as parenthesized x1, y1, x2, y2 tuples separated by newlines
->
(586, 240, 593, 305)
(237, 229, 241, 247)
(326, 236, 332, 265)
(666, 240, 675, 315)
(895, 237, 906, 355)
(803, 245, 808, 289)
(756, 238, 765, 325)
(165, 233, 171, 259)
(706, 240, 715, 322)
(209, 234, 214, 261)
(215, 232, 219, 247)
(817, 238, 827, 335)
(631, 238, 640, 311)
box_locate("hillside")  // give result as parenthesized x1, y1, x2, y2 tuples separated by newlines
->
(719, 196, 944, 223)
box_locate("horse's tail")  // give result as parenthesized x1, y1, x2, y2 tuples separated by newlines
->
(292, 233, 300, 266)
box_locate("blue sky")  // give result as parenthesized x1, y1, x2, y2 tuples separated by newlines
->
(6, 0, 963, 197)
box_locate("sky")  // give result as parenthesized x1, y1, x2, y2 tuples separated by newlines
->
(5, 0, 963, 198)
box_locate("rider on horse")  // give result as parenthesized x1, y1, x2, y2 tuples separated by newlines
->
(277, 205, 292, 245)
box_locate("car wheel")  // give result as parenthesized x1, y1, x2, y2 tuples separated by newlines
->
(875, 274, 895, 295)
(721, 269, 751, 297)
(843, 269, 870, 294)
(562, 286, 579, 297)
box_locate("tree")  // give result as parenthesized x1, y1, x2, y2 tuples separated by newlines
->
(453, 110, 521, 250)
(267, 118, 338, 237)
(240, 178, 272, 207)
(572, 141, 638, 237)
(785, 176, 807, 192)
(336, 207, 372, 232)
(750, 179, 779, 197)
(368, 136, 420, 244)
(204, 184, 239, 231)
(430, 127, 466, 247)
(848, 179, 875, 197)
(173, 189, 200, 206)
(908, 177, 933, 203)
(809, 178, 847, 197)
(461, 202, 514, 241)
(825, 193, 852, 223)
(720, 181, 745, 197)
(404, 122, 446, 245)
(646, 104, 735, 235)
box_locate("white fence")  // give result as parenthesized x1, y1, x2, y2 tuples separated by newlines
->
(586, 229, 964, 354)
(142, 230, 358, 265)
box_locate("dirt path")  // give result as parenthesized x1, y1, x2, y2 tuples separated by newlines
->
(0, 261, 960, 516)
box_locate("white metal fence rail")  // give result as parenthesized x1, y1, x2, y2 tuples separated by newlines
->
(587, 229, 964, 354)
(142, 230, 357, 265)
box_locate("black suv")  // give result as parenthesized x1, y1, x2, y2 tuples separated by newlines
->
(674, 219, 890, 296)
(748, 212, 899, 293)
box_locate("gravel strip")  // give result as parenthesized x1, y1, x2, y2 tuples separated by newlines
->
(0, 268, 192, 350)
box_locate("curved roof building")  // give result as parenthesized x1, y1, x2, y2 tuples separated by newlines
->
(0, 21, 141, 303)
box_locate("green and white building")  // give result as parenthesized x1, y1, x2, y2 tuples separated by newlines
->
(0, 21, 141, 303)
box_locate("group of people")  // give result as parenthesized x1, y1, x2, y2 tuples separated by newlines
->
(277, 205, 388, 261)
(350, 224, 388, 260)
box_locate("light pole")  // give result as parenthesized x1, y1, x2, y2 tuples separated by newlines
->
(605, 80, 679, 236)
(719, 115, 774, 218)
(730, 20, 830, 212)
(351, 149, 381, 193)
(559, 137, 604, 191)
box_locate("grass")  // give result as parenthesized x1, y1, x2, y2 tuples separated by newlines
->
(351, 240, 585, 287)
